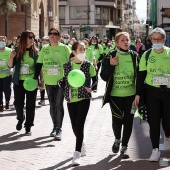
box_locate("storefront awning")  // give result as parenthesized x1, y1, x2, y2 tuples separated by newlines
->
(105, 25, 120, 29)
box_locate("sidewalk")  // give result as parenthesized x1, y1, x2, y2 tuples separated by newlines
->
(0, 77, 170, 170)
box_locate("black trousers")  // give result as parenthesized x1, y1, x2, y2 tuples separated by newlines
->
(14, 80, 37, 128)
(0, 75, 12, 104)
(40, 89, 45, 100)
(67, 99, 90, 152)
(92, 62, 101, 90)
(145, 88, 170, 149)
(46, 85, 64, 128)
(109, 95, 135, 147)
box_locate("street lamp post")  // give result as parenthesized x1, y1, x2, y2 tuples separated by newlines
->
(160, 7, 165, 28)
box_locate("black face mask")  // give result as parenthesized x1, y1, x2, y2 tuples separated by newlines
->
(119, 47, 129, 52)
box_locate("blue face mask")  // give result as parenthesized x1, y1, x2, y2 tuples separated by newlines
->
(152, 44, 164, 50)
(0, 41, 6, 48)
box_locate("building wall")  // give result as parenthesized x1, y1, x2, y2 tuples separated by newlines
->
(157, 0, 170, 26)
(0, 0, 59, 41)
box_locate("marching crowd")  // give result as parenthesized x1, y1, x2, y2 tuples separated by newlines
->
(0, 27, 170, 166)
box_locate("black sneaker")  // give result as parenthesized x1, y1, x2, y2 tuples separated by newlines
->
(54, 127, 62, 140)
(50, 127, 56, 137)
(25, 127, 32, 135)
(120, 146, 129, 159)
(112, 139, 121, 153)
(0, 104, 3, 112)
(16, 120, 24, 131)
(5, 102, 9, 110)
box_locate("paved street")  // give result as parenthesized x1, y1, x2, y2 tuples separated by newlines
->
(0, 77, 170, 170)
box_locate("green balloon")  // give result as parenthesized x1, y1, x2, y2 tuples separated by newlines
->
(67, 69, 85, 87)
(23, 78, 37, 91)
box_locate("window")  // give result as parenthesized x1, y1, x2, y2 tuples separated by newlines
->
(70, 6, 88, 19)
(59, 6, 65, 19)
(96, 7, 101, 19)
(103, 7, 109, 20)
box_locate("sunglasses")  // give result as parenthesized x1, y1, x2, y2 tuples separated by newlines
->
(48, 32, 59, 36)
(28, 36, 35, 39)
(64, 37, 69, 39)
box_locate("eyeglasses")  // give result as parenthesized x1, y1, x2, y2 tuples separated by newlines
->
(151, 38, 164, 42)
(28, 36, 35, 39)
(64, 37, 69, 39)
(48, 32, 59, 36)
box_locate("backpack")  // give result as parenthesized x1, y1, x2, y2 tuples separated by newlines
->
(145, 48, 152, 65)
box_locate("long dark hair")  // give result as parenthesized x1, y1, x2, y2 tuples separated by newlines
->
(16, 30, 38, 60)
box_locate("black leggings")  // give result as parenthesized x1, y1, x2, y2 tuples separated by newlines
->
(145, 88, 170, 149)
(67, 99, 90, 152)
(109, 96, 135, 147)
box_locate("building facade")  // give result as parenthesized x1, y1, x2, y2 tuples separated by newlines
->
(0, 0, 59, 40)
(59, 0, 139, 40)
(147, 0, 170, 46)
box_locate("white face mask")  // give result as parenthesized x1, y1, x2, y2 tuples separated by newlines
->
(64, 39, 69, 44)
(0, 41, 6, 48)
(92, 42, 97, 45)
(76, 53, 86, 61)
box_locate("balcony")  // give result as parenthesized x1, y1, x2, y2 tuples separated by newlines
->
(95, 0, 116, 7)
(59, 0, 68, 5)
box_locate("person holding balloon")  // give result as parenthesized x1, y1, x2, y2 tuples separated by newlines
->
(63, 41, 96, 166)
(8, 30, 39, 135)
(34, 28, 71, 140)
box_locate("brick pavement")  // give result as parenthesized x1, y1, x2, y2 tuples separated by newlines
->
(0, 77, 170, 170)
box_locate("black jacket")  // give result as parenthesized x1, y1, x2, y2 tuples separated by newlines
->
(100, 50, 139, 107)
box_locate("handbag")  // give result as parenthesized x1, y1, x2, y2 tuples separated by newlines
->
(137, 90, 149, 122)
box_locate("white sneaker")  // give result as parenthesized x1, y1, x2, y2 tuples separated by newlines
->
(81, 142, 86, 157)
(164, 136, 170, 150)
(149, 148, 160, 162)
(72, 151, 81, 166)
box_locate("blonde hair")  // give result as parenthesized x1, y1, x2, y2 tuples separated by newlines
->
(115, 32, 130, 43)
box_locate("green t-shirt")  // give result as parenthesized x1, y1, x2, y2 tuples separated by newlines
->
(85, 47, 95, 64)
(110, 52, 135, 97)
(70, 62, 96, 103)
(37, 43, 71, 85)
(68, 44, 72, 50)
(139, 47, 170, 88)
(88, 44, 103, 61)
(0, 47, 12, 78)
(19, 51, 35, 80)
